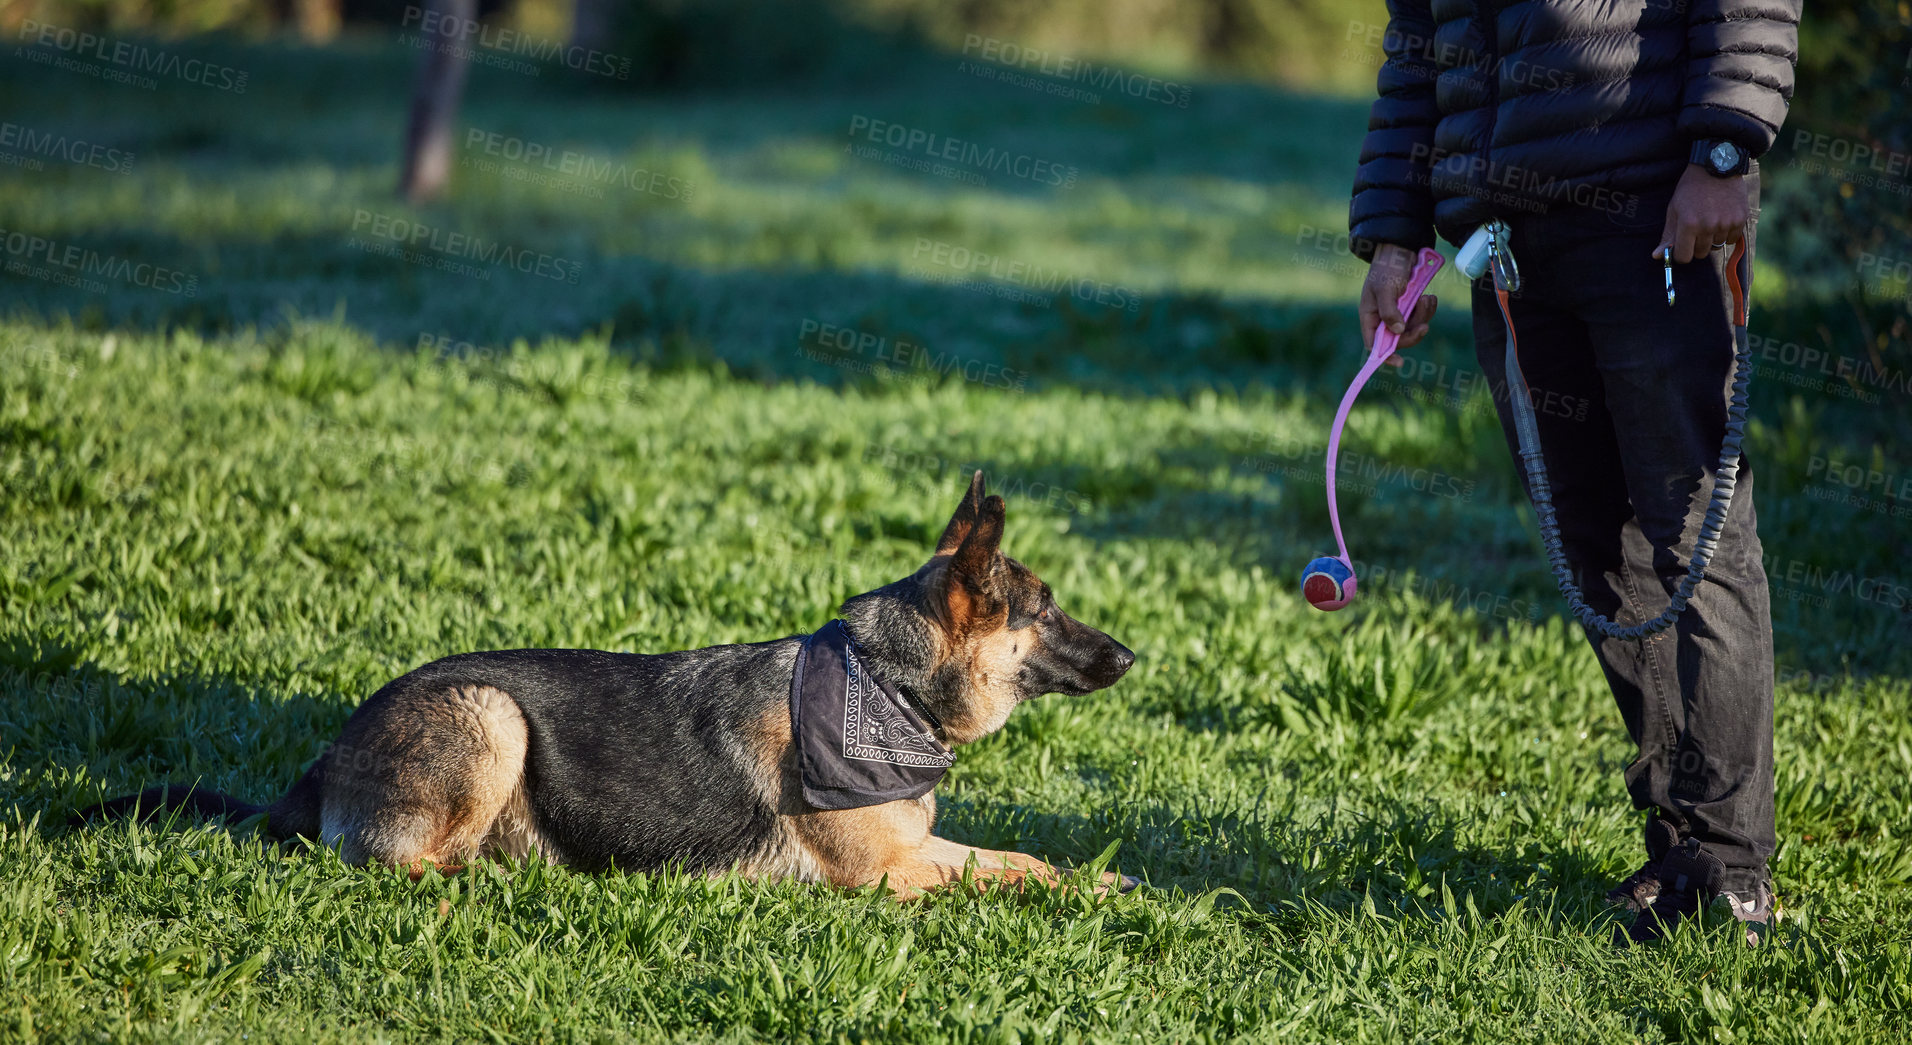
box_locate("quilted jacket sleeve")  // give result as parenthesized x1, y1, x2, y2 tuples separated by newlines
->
(1348, 0, 1441, 262)
(1678, 0, 1801, 158)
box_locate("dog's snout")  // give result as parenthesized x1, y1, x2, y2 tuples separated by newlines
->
(1046, 613, 1134, 694)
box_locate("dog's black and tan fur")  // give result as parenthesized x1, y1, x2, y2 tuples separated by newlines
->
(83, 473, 1136, 898)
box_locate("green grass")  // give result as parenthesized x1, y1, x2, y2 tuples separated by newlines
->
(3, 30, 1910, 1044)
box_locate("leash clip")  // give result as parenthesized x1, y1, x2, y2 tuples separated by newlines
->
(1663, 251, 1676, 307)
(1485, 220, 1520, 293)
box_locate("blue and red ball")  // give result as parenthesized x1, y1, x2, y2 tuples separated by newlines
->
(1301, 556, 1357, 611)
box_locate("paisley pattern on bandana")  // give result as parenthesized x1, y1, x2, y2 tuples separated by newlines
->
(792, 619, 953, 810)
(841, 643, 949, 766)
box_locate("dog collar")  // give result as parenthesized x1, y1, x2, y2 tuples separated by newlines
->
(791, 619, 954, 811)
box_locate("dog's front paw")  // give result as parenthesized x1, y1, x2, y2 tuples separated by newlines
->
(1096, 871, 1141, 896)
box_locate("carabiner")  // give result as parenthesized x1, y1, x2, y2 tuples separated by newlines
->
(1486, 220, 1521, 293)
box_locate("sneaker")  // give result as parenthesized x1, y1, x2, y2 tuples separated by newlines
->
(1614, 838, 1722, 947)
(1605, 816, 1680, 912)
(1713, 879, 1780, 947)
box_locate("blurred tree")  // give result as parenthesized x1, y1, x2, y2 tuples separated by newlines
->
(292, 0, 341, 41)
(1762, 0, 1911, 359)
(570, 0, 615, 52)
(398, 0, 475, 202)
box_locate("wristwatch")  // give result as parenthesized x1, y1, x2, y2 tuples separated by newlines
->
(1691, 139, 1749, 178)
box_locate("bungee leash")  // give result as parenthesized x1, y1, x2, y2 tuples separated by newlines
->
(1488, 223, 1754, 640)
(1301, 247, 1444, 610)
(1302, 225, 1754, 641)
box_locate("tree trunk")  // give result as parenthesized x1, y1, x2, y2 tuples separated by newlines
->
(571, 0, 617, 54)
(294, 0, 341, 43)
(398, 0, 476, 204)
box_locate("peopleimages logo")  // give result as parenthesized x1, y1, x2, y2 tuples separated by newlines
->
(1239, 431, 1478, 501)
(1344, 556, 1541, 624)
(16, 20, 248, 93)
(463, 129, 692, 200)
(1342, 20, 1577, 92)
(1748, 332, 1906, 404)
(1764, 555, 1911, 612)
(796, 319, 1027, 393)
(0, 121, 134, 173)
(862, 444, 1095, 515)
(1790, 130, 1911, 181)
(1785, 130, 1912, 198)
(958, 35, 1192, 108)
(1802, 452, 1912, 520)
(846, 116, 1079, 188)
(0, 226, 197, 295)
(909, 238, 1140, 313)
(349, 210, 582, 284)
(1807, 454, 1912, 504)
(1408, 143, 1640, 216)
(1856, 251, 1912, 302)
(399, 5, 631, 79)
(416, 333, 646, 406)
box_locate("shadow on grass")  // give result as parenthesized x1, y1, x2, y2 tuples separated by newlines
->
(934, 790, 1617, 926)
(0, 223, 1398, 400)
(5, 634, 1609, 922)
(0, 17, 1395, 400)
(0, 635, 352, 826)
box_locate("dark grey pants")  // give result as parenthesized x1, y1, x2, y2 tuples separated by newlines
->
(1468, 184, 1777, 890)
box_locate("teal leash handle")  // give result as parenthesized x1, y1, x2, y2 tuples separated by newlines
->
(1492, 231, 1753, 641)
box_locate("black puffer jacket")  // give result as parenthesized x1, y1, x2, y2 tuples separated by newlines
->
(1348, 0, 1800, 259)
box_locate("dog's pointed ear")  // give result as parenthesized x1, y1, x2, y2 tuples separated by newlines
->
(941, 492, 1007, 626)
(934, 471, 988, 556)
(948, 493, 1005, 586)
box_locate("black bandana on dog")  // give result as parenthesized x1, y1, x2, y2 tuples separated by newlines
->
(792, 619, 954, 810)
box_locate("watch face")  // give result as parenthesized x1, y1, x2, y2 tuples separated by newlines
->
(1710, 141, 1742, 172)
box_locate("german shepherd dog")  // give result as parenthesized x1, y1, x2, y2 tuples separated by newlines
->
(82, 473, 1137, 898)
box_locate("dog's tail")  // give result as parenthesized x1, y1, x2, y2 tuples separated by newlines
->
(68, 783, 265, 829)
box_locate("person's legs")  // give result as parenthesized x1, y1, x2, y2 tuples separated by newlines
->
(1568, 210, 1776, 892)
(1468, 252, 1690, 839)
(1469, 192, 1777, 923)
(1575, 208, 1781, 943)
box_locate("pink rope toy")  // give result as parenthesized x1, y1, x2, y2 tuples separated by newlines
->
(1302, 247, 1445, 610)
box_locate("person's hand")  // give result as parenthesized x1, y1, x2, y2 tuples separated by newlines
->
(1359, 243, 1438, 367)
(1656, 164, 1750, 264)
